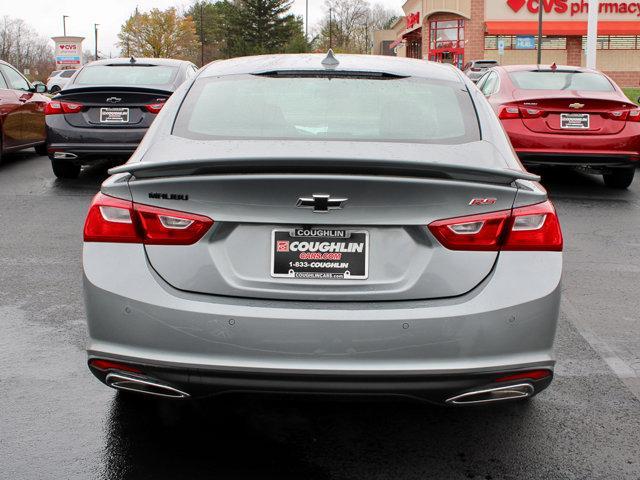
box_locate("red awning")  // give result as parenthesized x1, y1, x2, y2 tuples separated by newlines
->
(389, 38, 405, 49)
(485, 21, 640, 36)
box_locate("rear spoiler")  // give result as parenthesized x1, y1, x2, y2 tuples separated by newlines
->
(57, 85, 173, 95)
(109, 158, 540, 185)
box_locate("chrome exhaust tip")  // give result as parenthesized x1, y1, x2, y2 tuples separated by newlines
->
(53, 152, 78, 159)
(105, 372, 190, 399)
(445, 383, 534, 405)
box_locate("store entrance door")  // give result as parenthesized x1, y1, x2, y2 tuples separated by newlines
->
(434, 49, 464, 68)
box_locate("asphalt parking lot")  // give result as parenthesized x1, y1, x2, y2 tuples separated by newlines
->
(1, 151, 639, 480)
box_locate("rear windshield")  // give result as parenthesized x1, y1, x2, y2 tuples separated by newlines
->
(509, 71, 614, 91)
(172, 74, 480, 144)
(74, 65, 178, 86)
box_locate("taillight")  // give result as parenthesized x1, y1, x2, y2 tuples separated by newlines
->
(607, 110, 629, 121)
(471, 67, 481, 72)
(627, 109, 640, 122)
(428, 200, 563, 252)
(145, 103, 165, 113)
(520, 107, 543, 118)
(498, 105, 520, 119)
(44, 100, 83, 115)
(83, 192, 213, 245)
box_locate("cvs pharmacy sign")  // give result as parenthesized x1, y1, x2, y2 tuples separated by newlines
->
(507, 0, 640, 16)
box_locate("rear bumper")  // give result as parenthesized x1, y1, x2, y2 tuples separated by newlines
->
(84, 243, 561, 402)
(46, 115, 146, 162)
(504, 121, 640, 166)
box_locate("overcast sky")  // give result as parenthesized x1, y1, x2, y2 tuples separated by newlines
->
(3, 0, 403, 57)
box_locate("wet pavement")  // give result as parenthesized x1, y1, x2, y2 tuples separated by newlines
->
(1, 151, 639, 480)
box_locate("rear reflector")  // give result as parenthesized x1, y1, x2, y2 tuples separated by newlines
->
(428, 200, 563, 251)
(45, 100, 84, 115)
(89, 359, 143, 373)
(494, 369, 552, 382)
(84, 192, 213, 245)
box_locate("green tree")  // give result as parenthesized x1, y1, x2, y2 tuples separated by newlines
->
(117, 7, 200, 62)
(190, 0, 309, 62)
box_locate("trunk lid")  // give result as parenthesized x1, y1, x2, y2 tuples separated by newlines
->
(56, 87, 171, 129)
(512, 90, 634, 135)
(122, 139, 529, 301)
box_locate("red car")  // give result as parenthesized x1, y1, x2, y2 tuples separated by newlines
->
(477, 64, 639, 188)
(0, 60, 48, 163)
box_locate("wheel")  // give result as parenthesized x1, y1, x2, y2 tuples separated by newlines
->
(51, 158, 81, 179)
(603, 168, 635, 189)
(49, 85, 60, 94)
(34, 143, 48, 156)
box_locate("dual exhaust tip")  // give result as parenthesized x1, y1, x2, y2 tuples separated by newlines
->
(104, 372, 534, 405)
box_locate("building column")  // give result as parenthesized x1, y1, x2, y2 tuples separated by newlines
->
(465, 0, 485, 61)
(566, 36, 583, 67)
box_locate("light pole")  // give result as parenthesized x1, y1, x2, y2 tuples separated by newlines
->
(305, 0, 309, 40)
(329, 8, 333, 50)
(62, 15, 69, 36)
(94, 24, 99, 61)
(536, 3, 543, 64)
(200, 2, 205, 66)
(586, 0, 599, 69)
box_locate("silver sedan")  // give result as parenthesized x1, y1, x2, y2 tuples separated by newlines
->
(82, 53, 563, 406)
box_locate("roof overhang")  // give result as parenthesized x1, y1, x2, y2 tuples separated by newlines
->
(485, 21, 640, 36)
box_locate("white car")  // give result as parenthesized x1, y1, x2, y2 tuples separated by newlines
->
(46, 69, 77, 93)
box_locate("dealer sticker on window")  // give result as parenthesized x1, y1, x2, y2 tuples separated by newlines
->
(271, 228, 369, 280)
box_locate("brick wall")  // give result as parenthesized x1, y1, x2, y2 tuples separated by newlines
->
(566, 36, 582, 66)
(604, 71, 640, 88)
(465, 0, 485, 61)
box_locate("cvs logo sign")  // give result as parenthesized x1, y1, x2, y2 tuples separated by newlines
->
(507, 0, 569, 14)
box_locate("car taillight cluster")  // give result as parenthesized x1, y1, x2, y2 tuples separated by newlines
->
(84, 193, 213, 245)
(607, 109, 640, 122)
(428, 200, 563, 251)
(144, 103, 165, 114)
(44, 100, 84, 115)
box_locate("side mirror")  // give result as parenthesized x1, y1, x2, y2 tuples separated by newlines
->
(32, 82, 47, 94)
(637, 96, 640, 105)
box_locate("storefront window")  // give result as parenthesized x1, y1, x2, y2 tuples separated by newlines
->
(484, 36, 566, 50)
(430, 20, 464, 50)
(581, 36, 639, 49)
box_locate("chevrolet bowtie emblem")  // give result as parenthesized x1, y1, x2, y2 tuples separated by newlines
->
(296, 194, 347, 213)
(569, 103, 585, 109)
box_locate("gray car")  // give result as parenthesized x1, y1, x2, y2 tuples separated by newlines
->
(83, 53, 563, 406)
(463, 60, 499, 83)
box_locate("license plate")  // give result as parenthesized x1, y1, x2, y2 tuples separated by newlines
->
(560, 113, 589, 129)
(271, 228, 369, 280)
(100, 107, 129, 123)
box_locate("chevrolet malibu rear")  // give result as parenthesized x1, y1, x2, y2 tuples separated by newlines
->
(45, 58, 197, 179)
(483, 65, 639, 188)
(83, 54, 563, 406)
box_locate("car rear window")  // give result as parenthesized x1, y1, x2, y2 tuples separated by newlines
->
(509, 71, 614, 91)
(74, 65, 178, 86)
(173, 74, 480, 144)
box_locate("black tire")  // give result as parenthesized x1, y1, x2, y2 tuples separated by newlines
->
(49, 85, 60, 93)
(34, 143, 48, 156)
(51, 158, 81, 179)
(602, 168, 635, 189)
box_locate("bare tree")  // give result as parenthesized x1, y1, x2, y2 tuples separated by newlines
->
(315, 1, 399, 53)
(0, 16, 55, 81)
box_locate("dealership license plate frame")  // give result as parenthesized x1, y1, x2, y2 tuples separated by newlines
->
(100, 107, 130, 123)
(560, 113, 590, 129)
(270, 228, 369, 280)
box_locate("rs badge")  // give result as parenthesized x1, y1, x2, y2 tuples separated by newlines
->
(469, 198, 497, 206)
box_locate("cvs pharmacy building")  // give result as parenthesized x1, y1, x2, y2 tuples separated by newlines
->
(373, 0, 640, 86)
